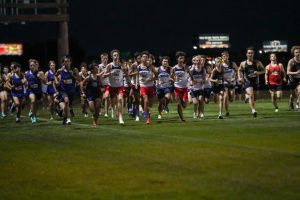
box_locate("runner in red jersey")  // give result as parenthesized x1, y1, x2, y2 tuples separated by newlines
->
(265, 53, 286, 112)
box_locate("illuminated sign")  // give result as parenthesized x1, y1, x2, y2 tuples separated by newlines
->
(263, 40, 287, 52)
(0, 43, 23, 56)
(199, 34, 230, 49)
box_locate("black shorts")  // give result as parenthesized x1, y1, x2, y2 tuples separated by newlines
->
(213, 85, 224, 94)
(61, 91, 74, 103)
(203, 88, 212, 99)
(156, 88, 171, 99)
(123, 87, 130, 97)
(190, 89, 203, 98)
(268, 84, 282, 92)
(235, 84, 243, 94)
(87, 95, 101, 102)
(287, 79, 300, 90)
(243, 81, 258, 90)
(53, 92, 64, 103)
(224, 84, 235, 89)
(29, 92, 42, 100)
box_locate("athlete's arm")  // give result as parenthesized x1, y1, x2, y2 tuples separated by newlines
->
(38, 71, 47, 84)
(209, 69, 218, 83)
(80, 77, 87, 95)
(55, 68, 62, 76)
(72, 68, 81, 82)
(4, 74, 13, 90)
(186, 66, 194, 81)
(123, 65, 131, 86)
(279, 63, 287, 82)
(232, 61, 239, 72)
(264, 65, 270, 85)
(135, 67, 139, 89)
(103, 64, 112, 78)
(45, 71, 49, 84)
(151, 65, 157, 81)
(256, 61, 265, 75)
(238, 61, 244, 82)
(287, 59, 300, 75)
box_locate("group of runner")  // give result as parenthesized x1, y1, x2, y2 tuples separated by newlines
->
(0, 46, 300, 125)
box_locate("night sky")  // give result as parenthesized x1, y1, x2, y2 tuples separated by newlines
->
(1, 0, 300, 56)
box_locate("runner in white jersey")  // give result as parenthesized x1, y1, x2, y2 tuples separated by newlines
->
(170, 51, 193, 122)
(136, 51, 157, 125)
(129, 52, 141, 121)
(190, 55, 206, 119)
(104, 49, 127, 125)
(156, 56, 171, 119)
(98, 52, 110, 117)
(221, 51, 238, 116)
(201, 55, 213, 104)
(122, 60, 131, 116)
(187, 56, 198, 105)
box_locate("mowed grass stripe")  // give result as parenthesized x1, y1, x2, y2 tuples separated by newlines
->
(0, 104, 299, 158)
(0, 95, 300, 199)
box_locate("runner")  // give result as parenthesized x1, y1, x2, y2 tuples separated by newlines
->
(238, 47, 265, 117)
(287, 46, 300, 111)
(210, 57, 225, 119)
(170, 51, 193, 122)
(265, 53, 286, 112)
(136, 51, 157, 124)
(221, 51, 238, 116)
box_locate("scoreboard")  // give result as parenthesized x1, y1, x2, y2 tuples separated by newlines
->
(199, 34, 230, 49)
(0, 43, 23, 56)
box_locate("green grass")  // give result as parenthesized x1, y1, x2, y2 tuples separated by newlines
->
(0, 92, 300, 200)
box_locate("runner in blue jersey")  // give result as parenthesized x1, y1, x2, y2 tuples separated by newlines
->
(25, 59, 46, 123)
(45, 60, 58, 120)
(81, 63, 103, 126)
(57, 55, 80, 125)
(6, 62, 26, 123)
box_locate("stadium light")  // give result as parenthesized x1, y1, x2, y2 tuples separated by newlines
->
(193, 45, 198, 50)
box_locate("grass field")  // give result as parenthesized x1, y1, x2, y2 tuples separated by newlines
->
(0, 92, 300, 200)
